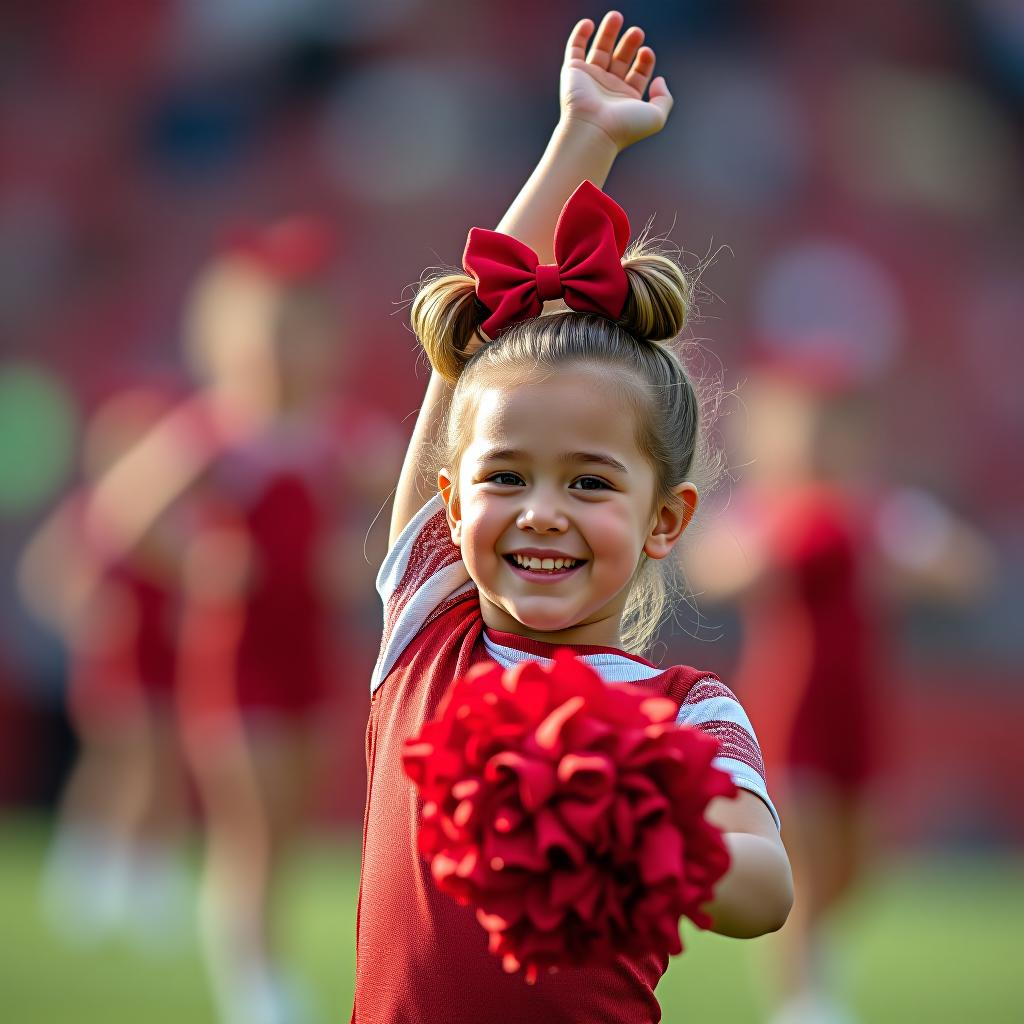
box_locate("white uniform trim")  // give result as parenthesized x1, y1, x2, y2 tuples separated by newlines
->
(483, 633, 664, 683)
(491, 638, 781, 829)
(676, 694, 759, 736)
(712, 757, 780, 829)
(372, 496, 470, 694)
(375, 495, 449, 604)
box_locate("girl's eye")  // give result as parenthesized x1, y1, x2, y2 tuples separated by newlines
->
(486, 471, 524, 486)
(570, 476, 611, 491)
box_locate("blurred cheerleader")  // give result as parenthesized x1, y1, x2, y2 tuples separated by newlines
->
(180, 228, 404, 1024)
(685, 358, 993, 1024)
(19, 385, 191, 948)
(40, 220, 398, 1024)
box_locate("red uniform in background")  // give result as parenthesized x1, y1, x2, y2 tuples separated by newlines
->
(731, 485, 880, 797)
(177, 399, 392, 733)
(178, 429, 336, 731)
(69, 559, 178, 731)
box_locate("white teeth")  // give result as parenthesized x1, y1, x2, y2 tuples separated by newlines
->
(510, 553, 579, 571)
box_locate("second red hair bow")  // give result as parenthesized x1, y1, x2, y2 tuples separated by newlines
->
(463, 181, 631, 338)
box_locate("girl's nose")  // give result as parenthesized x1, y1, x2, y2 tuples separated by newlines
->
(516, 503, 568, 534)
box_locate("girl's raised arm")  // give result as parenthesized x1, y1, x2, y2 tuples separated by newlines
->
(389, 11, 674, 547)
(498, 12, 672, 252)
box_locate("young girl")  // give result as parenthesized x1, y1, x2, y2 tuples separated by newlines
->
(353, 12, 792, 1023)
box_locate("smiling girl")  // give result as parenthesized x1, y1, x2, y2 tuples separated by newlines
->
(352, 13, 793, 1023)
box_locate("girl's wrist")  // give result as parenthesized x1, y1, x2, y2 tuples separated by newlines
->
(554, 115, 623, 159)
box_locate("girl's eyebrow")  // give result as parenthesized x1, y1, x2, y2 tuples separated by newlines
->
(477, 447, 522, 464)
(562, 451, 630, 474)
(476, 448, 628, 474)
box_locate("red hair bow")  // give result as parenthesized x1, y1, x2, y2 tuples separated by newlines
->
(463, 181, 631, 338)
(220, 216, 337, 281)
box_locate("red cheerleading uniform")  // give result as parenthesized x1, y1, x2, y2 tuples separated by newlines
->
(352, 497, 778, 1024)
(234, 467, 330, 715)
(124, 566, 177, 698)
(69, 562, 178, 730)
(60, 489, 179, 731)
(178, 423, 338, 727)
(735, 485, 879, 793)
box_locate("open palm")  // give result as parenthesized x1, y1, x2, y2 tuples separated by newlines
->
(560, 12, 674, 151)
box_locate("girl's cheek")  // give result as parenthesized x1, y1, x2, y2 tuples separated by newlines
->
(460, 507, 501, 562)
(589, 505, 636, 543)
(464, 495, 495, 530)
(592, 513, 647, 576)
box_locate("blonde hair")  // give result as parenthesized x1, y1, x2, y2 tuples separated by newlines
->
(411, 239, 709, 654)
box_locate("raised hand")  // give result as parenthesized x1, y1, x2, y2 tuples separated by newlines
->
(560, 11, 674, 152)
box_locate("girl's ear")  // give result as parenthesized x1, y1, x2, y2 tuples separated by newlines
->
(438, 469, 462, 545)
(644, 482, 699, 560)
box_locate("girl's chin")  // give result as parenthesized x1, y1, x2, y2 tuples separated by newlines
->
(504, 602, 594, 636)
(515, 617, 579, 635)
(484, 599, 574, 635)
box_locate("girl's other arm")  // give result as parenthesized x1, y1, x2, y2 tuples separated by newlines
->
(703, 791, 794, 938)
(389, 372, 453, 548)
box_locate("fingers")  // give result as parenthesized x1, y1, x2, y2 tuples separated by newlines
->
(624, 46, 656, 96)
(565, 18, 594, 64)
(647, 76, 674, 119)
(585, 10, 623, 70)
(574, 10, 671, 114)
(609, 26, 644, 78)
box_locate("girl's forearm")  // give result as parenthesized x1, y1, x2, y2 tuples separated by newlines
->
(704, 832, 794, 938)
(389, 371, 453, 547)
(495, 119, 619, 259)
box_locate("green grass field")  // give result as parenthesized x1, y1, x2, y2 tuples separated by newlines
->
(1, 816, 1021, 1023)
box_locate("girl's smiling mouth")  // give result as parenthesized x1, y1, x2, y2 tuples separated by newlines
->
(503, 549, 587, 580)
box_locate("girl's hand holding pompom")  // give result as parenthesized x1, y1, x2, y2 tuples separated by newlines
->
(560, 11, 674, 152)
(402, 651, 737, 984)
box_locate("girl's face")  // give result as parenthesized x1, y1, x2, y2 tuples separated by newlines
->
(441, 364, 695, 648)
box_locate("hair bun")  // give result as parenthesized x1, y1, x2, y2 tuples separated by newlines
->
(618, 245, 689, 342)
(410, 272, 485, 383)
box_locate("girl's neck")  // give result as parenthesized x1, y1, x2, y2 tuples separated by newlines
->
(478, 594, 626, 651)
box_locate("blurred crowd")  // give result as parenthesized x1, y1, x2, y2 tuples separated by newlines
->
(0, 2, 1022, 1018)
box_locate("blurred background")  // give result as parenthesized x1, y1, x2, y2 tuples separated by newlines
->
(0, 1, 1021, 1022)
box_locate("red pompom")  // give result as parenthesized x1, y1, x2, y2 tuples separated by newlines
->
(402, 651, 737, 982)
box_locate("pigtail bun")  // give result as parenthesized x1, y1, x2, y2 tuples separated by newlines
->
(410, 271, 485, 384)
(619, 243, 690, 343)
